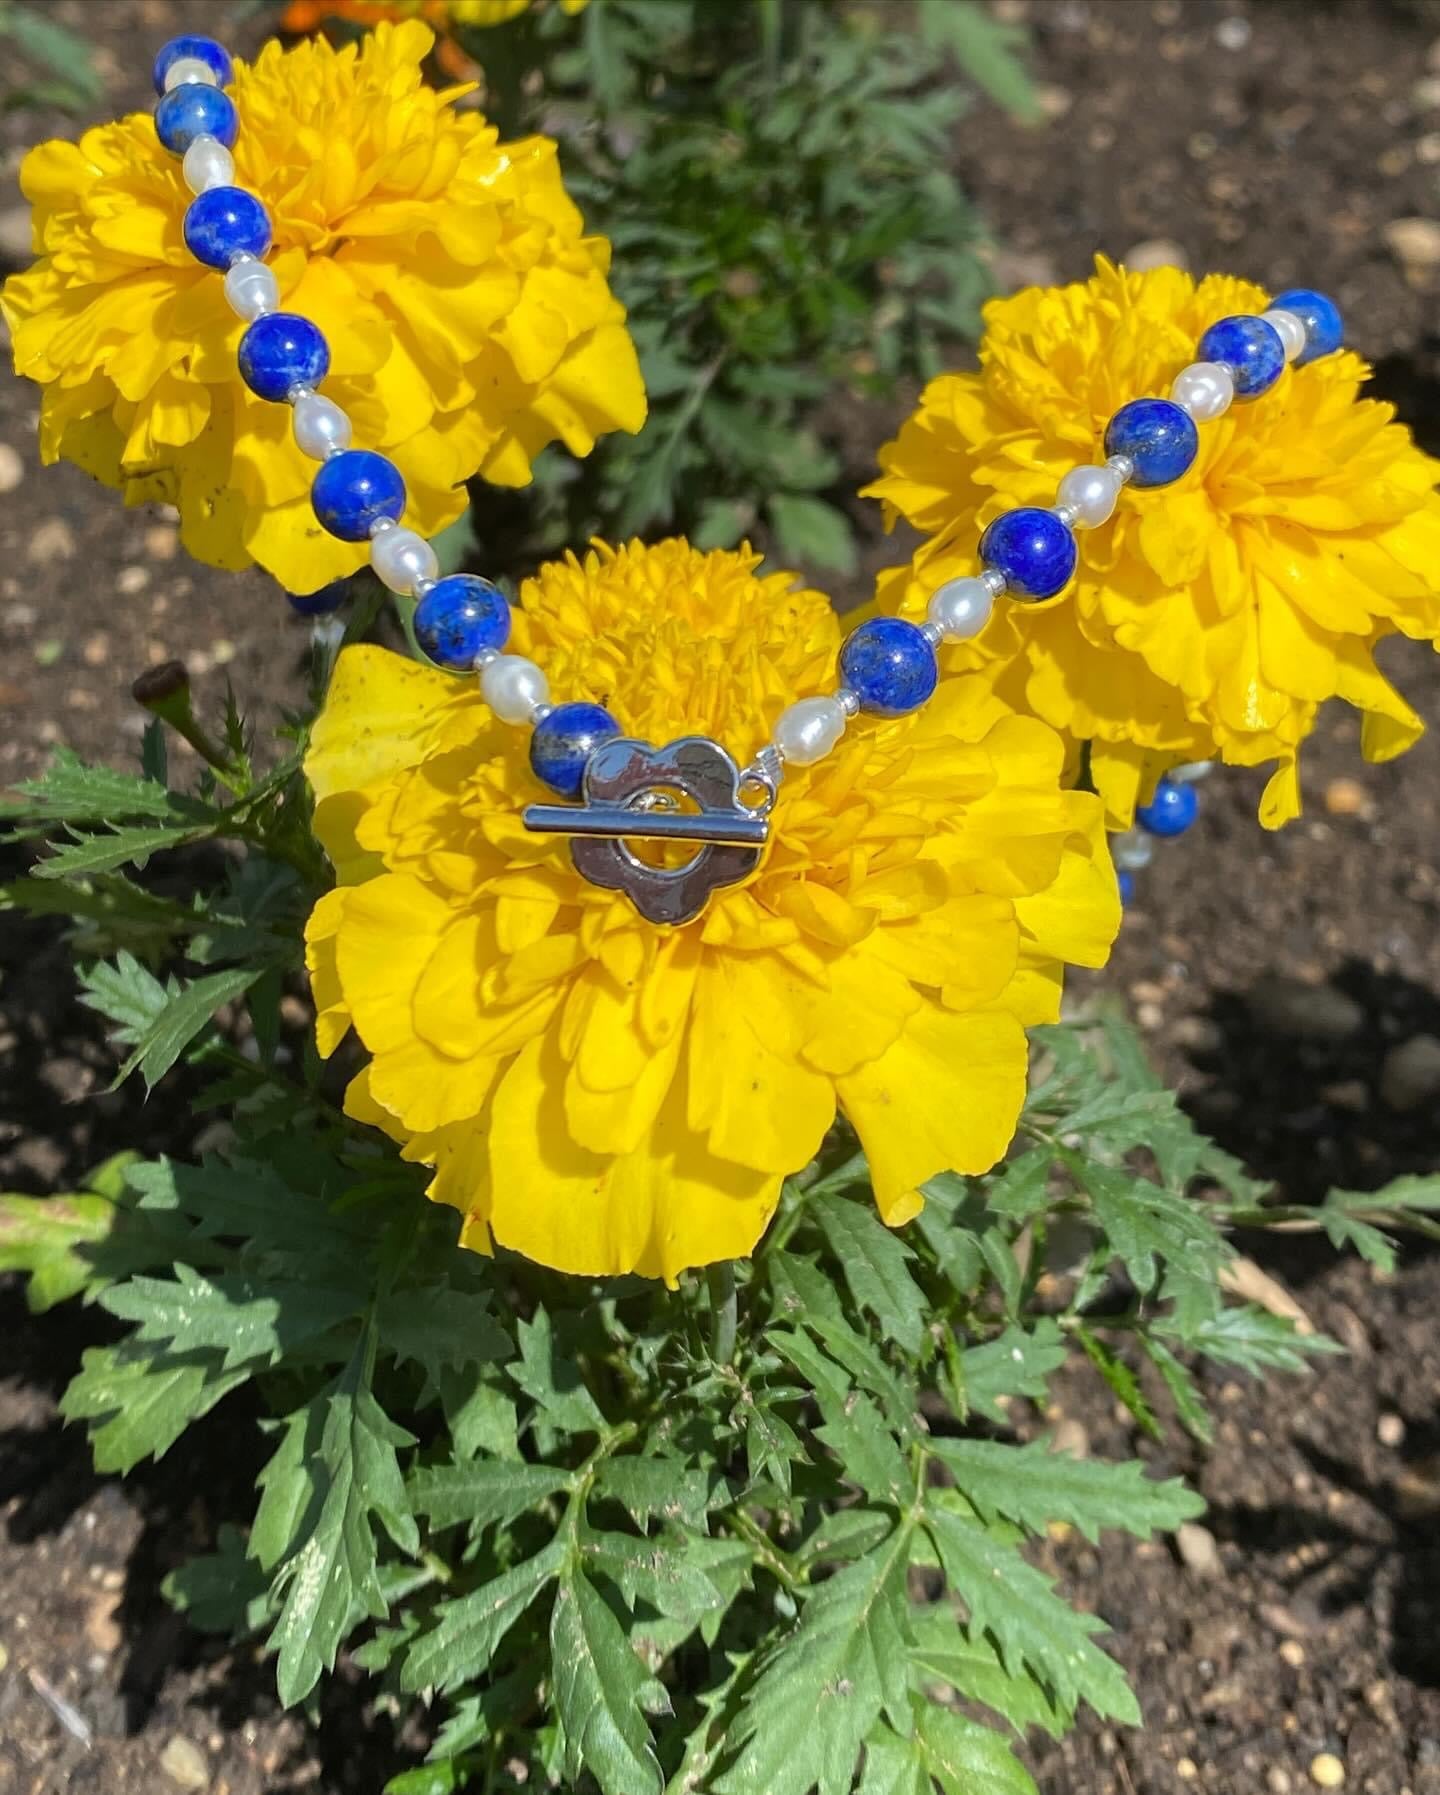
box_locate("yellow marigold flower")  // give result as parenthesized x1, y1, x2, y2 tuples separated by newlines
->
(279, 0, 587, 36)
(864, 258, 1440, 828)
(1, 20, 641, 595)
(304, 538, 1119, 1281)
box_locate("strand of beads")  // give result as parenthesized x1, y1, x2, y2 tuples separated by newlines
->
(758, 285, 1343, 789)
(1110, 762, 1213, 903)
(151, 33, 533, 728)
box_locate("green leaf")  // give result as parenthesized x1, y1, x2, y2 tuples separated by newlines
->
(163, 1524, 272, 1635)
(376, 1287, 512, 1375)
(0, 1191, 119, 1310)
(101, 1265, 358, 1370)
(35, 821, 215, 880)
(767, 493, 858, 576)
(1072, 1325, 1162, 1443)
(907, 1608, 1065, 1739)
(114, 965, 261, 1088)
(550, 1567, 665, 1795)
(78, 951, 173, 1040)
(1, 4, 103, 101)
(409, 1460, 572, 1531)
(716, 1521, 914, 1795)
(61, 1341, 247, 1474)
(925, 1505, 1138, 1724)
(582, 1528, 729, 1626)
(771, 1328, 909, 1501)
(813, 1195, 927, 1354)
(929, 1437, 1202, 1543)
(593, 1456, 712, 1529)
(252, 1406, 320, 1574)
(0, 746, 183, 829)
(1176, 1304, 1343, 1376)
(742, 1393, 807, 1494)
(1139, 1333, 1214, 1444)
(1081, 1165, 1226, 1303)
(384, 1765, 470, 1795)
(402, 1542, 565, 1693)
(861, 1699, 1037, 1795)
(511, 1307, 607, 1436)
(1319, 1177, 1440, 1272)
(960, 1320, 1065, 1422)
(269, 1327, 420, 1705)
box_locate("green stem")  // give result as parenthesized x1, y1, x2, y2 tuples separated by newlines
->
(725, 1505, 807, 1595)
(708, 1261, 738, 1365)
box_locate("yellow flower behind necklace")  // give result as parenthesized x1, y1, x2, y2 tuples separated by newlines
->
(304, 538, 1119, 1281)
(865, 258, 1440, 829)
(1, 20, 642, 595)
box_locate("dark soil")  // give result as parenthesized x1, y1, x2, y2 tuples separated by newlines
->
(3, 0, 1440, 1791)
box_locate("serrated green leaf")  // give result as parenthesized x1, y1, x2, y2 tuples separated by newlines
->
(114, 965, 261, 1088)
(813, 1195, 926, 1354)
(35, 821, 215, 880)
(269, 1328, 419, 1705)
(583, 1528, 727, 1624)
(252, 1406, 319, 1574)
(0, 746, 185, 829)
(101, 1265, 359, 1370)
(163, 1524, 271, 1635)
(930, 1437, 1202, 1543)
(742, 1394, 806, 1494)
(550, 1567, 665, 1795)
(0, 1191, 118, 1310)
(767, 493, 858, 576)
(925, 1506, 1138, 1724)
(78, 951, 173, 1040)
(771, 1327, 910, 1500)
(1071, 1325, 1162, 1442)
(383, 1764, 469, 1795)
(1139, 1333, 1214, 1444)
(914, 1175, 985, 1295)
(403, 1542, 565, 1693)
(769, 1252, 918, 1433)
(960, 1320, 1065, 1422)
(594, 1456, 711, 1529)
(1081, 1165, 1226, 1305)
(409, 1459, 572, 1531)
(376, 1287, 512, 1375)
(61, 1342, 247, 1473)
(1176, 1304, 1343, 1375)
(715, 1521, 914, 1795)
(511, 1307, 606, 1436)
(907, 1608, 1066, 1739)
(861, 1698, 1038, 1795)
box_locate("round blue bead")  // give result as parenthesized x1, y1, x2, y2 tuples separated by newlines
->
(153, 35, 233, 94)
(183, 187, 271, 270)
(414, 575, 511, 670)
(311, 449, 406, 541)
(155, 83, 238, 155)
(287, 578, 350, 617)
(1117, 870, 1136, 906)
(530, 702, 621, 800)
(838, 617, 937, 717)
(238, 313, 330, 404)
(1104, 398, 1200, 489)
(1195, 314, 1285, 399)
(977, 506, 1077, 600)
(1136, 779, 1199, 838)
(1270, 287, 1343, 365)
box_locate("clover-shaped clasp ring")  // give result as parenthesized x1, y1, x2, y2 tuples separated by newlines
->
(522, 736, 770, 926)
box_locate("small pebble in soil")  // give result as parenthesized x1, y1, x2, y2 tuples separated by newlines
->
(1177, 1760, 1199, 1781)
(29, 517, 76, 563)
(1379, 1035, 1440, 1112)
(1176, 1521, 1223, 1578)
(117, 565, 149, 595)
(1419, 132, 1440, 165)
(1122, 237, 1189, 271)
(1247, 975, 1364, 1044)
(1383, 216, 1440, 272)
(1269, 1773, 1293, 1795)
(1279, 1640, 1306, 1668)
(1215, 14, 1251, 49)
(160, 1734, 209, 1789)
(145, 522, 180, 560)
(1377, 1412, 1406, 1448)
(1323, 777, 1370, 817)
(1309, 1754, 1345, 1789)
(0, 443, 23, 493)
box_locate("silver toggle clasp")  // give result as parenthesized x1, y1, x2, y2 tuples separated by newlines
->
(522, 736, 769, 926)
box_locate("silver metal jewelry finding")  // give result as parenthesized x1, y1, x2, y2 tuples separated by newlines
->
(522, 735, 769, 926)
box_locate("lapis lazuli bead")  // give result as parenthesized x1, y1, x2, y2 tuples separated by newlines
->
(1195, 315, 1285, 399)
(1117, 870, 1136, 906)
(153, 35, 233, 93)
(238, 313, 330, 404)
(1104, 398, 1199, 490)
(838, 617, 938, 717)
(311, 449, 406, 541)
(154, 84, 238, 155)
(977, 507, 1077, 600)
(1136, 779, 1199, 838)
(530, 702, 622, 800)
(414, 575, 511, 670)
(183, 187, 271, 270)
(1270, 287, 1343, 366)
(287, 578, 350, 617)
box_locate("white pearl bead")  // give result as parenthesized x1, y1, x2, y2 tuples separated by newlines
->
(1262, 307, 1306, 364)
(370, 526, 439, 597)
(926, 575, 995, 640)
(1111, 828, 1154, 872)
(164, 57, 219, 91)
(1170, 759, 1215, 784)
(182, 135, 233, 195)
(1056, 463, 1122, 529)
(293, 390, 352, 460)
(773, 696, 847, 766)
(1170, 361, 1234, 421)
(223, 256, 279, 322)
(482, 654, 549, 723)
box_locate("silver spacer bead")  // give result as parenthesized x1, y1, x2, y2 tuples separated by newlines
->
(833, 685, 861, 718)
(920, 620, 946, 648)
(1106, 453, 1136, 485)
(369, 515, 397, 538)
(981, 567, 1008, 597)
(412, 575, 437, 599)
(472, 648, 501, 673)
(1052, 503, 1081, 529)
(531, 703, 554, 725)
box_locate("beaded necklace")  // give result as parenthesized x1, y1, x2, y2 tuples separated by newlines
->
(150, 33, 1345, 926)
